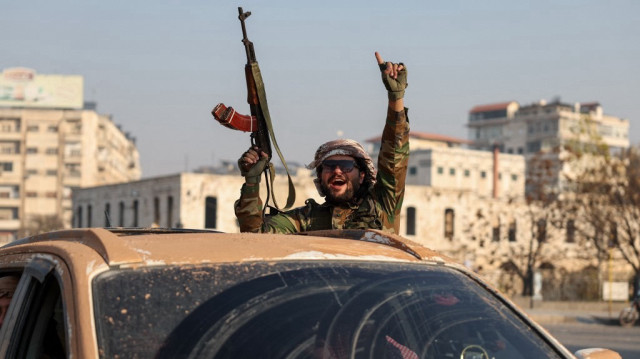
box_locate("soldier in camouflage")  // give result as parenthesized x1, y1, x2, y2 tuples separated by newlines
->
(235, 52, 409, 234)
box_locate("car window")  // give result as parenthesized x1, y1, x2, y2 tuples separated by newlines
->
(94, 262, 564, 359)
(0, 271, 21, 330)
(2, 260, 67, 359)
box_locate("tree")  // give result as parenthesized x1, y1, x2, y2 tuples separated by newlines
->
(514, 150, 565, 296)
(568, 147, 640, 280)
(19, 215, 65, 238)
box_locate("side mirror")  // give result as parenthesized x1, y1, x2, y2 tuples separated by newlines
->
(575, 348, 622, 359)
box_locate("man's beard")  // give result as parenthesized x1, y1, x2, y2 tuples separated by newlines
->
(321, 175, 361, 204)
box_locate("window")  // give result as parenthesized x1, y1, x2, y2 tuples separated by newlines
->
(480, 171, 486, 179)
(408, 167, 417, 176)
(26, 147, 38, 154)
(526, 141, 541, 153)
(566, 219, 575, 243)
(437, 167, 443, 175)
(92, 263, 566, 358)
(46, 148, 58, 155)
(154, 197, 160, 226)
(537, 219, 547, 242)
(47, 125, 58, 132)
(608, 222, 617, 247)
(1, 162, 13, 172)
(64, 142, 82, 157)
(0, 118, 20, 132)
(27, 125, 39, 132)
(444, 209, 454, 240)
(65, 163, 81, 177)
(508, 220, 517, 242)
(133, 200, 139, 227)
(26, 192, 37, 198)
(6, 261, 67, 358)
(105, 203, 111, 227)
(0, 207, 19, 220)
(26, 169, 38, 175)
(0, 186, 20, 199)
(167, 196, 174, 228)
(0, 142, 19, 154)
(492, 217, 500, 242)
(87, 205, 92, 227)
(118, 201, 125, 227)
(464, 169, 470, 177)
(406, 207, 416, 236)
(511, 174, 518, 181)
(449, 168, 455, 176)
(205, 197, 217, 229)
(46, 169, 58, 176)
(77, 206, 83, 227)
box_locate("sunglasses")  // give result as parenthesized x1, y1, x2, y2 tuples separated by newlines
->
(321, 160, 359, 173)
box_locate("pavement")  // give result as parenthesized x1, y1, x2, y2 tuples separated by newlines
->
(510, 298, 628, 325)
(524, 307, 621, 325)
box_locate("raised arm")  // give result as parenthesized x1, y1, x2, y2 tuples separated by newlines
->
(373, 52, 410, 234)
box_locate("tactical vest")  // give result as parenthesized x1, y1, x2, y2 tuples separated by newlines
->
(302, 193, 383, 232)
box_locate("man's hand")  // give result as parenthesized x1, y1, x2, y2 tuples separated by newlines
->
(238, 146, 268, 184)
(375, 52, 407, 102)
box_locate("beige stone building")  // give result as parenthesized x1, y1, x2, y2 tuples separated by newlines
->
(71, 170, 317, 232)
(73, 166, 615, 299)
(0, 68, 140, 243)
(367, 132, 526, 199)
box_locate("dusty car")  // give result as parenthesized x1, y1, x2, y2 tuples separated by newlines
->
(0, 228, 621, 358)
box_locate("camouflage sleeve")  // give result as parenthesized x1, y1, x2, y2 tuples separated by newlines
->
(234, 183, 300, 233)
(374, 107, 410, 233)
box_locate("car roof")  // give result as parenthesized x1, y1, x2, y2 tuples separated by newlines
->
(1, 228, 455, 268)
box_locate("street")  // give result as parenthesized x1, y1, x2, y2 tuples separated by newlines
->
(544, 322, 640, 358)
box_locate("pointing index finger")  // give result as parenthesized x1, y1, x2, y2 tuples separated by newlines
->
(375, 51, 384, 65)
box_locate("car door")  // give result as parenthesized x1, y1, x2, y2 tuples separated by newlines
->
(0, 256, 68, 358)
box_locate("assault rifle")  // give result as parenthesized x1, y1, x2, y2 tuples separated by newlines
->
(212, 7, 295, 211)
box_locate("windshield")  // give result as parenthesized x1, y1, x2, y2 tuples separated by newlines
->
(93, 261, 563, 358)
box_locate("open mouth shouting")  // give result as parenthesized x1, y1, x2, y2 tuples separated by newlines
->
(329, 176, 347, 192)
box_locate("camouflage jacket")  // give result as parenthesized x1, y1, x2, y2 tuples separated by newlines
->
(234, 107, 409, 234)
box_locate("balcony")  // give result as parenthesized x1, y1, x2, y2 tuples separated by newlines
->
(0, 219, 20, 230)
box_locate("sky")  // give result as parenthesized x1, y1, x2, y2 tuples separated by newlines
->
(2, 0, 638, 178)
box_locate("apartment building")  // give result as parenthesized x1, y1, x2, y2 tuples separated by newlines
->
(467, 99, 630, 190)
(0, 67, 141, 242)
(468, 99, 629, 154)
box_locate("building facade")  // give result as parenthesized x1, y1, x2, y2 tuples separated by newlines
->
(0, 68, 140, 243)
(367, 131, 526, 200)
(71, 167, 630, 299)
(71, 170, 318, 232)
(467, 99, 629, 155)
(467, 99, 630, 191)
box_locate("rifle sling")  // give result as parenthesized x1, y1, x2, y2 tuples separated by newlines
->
(250, 62, 296, 210)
